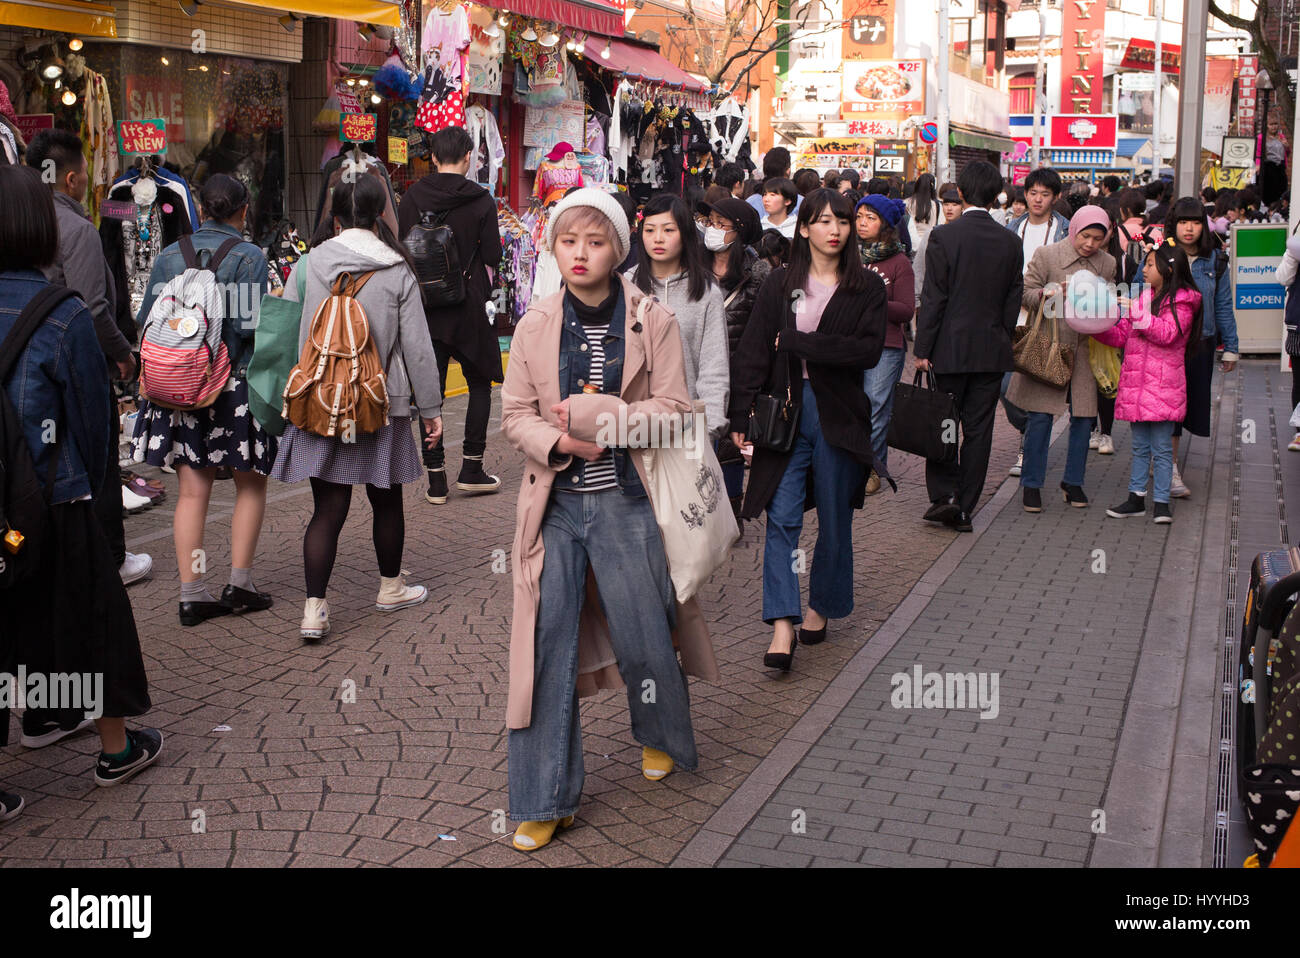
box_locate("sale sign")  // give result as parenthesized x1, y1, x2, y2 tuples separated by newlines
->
(340, 113, 378, 144)
(388, 136, 408, 164)
(118, 119, 167, 156)
(14, 114, 52, 144)
(125, 75, 185, 144)
(1061, 0, 1105, 114)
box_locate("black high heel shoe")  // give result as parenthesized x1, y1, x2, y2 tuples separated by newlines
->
(799, 621, 828, 646)
(763, 630, 798, 672)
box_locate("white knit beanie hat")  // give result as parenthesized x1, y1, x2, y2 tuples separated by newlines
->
(545, 187, 631, 261)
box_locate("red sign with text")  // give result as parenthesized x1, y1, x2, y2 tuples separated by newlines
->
(1237, 56, 1258, 137)
(340, 113, 378, 144)
(119, 119, 168, 155)
(1119, 38, 1182, 75)
(1048, 114, 1118, 150)
(125, 75, 185, 144)
(1060, 0, 1105, 114)
(14, 114, 52, 144)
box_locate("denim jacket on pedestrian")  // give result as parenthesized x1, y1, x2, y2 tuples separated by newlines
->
(0, 270, 110, 504)
(1006, 211, 1071, 245)
(554, 287, 646, 498)
(135, 221, 268, 375)
(1188, 249, 1238, 353)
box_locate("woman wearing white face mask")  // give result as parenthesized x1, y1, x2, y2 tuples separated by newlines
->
(700, 196, 770, 518)
(625, 194, 730, 453)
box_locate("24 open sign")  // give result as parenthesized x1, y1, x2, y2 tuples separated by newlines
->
(119, 118, 167, 155)
(340, 113, 378, 144)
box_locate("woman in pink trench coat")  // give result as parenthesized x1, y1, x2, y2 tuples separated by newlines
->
(500, 262, 721, 845)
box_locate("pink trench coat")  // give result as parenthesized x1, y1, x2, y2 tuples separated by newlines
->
(500, 274, 721, 730)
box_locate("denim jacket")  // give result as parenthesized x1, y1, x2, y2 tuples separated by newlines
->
(0, 270, 110, 504)
(135, 221, 268, 375)
(1189, 249, 1237, 352)
(554, 288, 646, 497)
(1006, 211, 1071, 245)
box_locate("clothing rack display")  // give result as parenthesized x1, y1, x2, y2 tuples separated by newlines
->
(493, 201, 537, 328)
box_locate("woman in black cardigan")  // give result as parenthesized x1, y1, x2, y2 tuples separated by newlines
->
(728, 188, 889, 672)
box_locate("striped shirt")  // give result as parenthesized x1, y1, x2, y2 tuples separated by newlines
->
(577, 321, 618, 491)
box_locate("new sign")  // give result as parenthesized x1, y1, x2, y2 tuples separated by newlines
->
(118, 119, 167, 156)
(1048, 114, 1118, 150)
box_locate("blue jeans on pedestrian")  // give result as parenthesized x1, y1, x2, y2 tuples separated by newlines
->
(762, 380, 867, 625)
(1000, 371, 1028, 433)
(864, 346, 906, 470)
(1129, 420, 1176, 503)
(508, 488, 698, 822)
(1021, 411, 1094, 489)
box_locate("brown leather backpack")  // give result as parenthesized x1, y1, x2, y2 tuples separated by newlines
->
(282, 271, 390, 439)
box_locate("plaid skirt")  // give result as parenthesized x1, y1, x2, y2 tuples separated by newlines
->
(270, 416, 421, 488)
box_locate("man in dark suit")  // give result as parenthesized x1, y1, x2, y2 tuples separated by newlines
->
(914, 160, 1024, 532)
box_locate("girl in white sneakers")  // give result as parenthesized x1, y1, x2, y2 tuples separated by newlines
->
(271, 177, 444, 640)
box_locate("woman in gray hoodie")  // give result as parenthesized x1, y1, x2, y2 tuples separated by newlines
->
(625, 194, 730, 442)
(272, 177, 444, 641)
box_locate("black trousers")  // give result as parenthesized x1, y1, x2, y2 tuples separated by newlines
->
(925, 371, 1003, 517)
(419, 340, 492, 469)
(1097, 391, 1115, 436)
(94, 379, 126, 567)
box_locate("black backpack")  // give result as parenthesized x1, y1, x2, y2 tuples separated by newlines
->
(404, 210, 467, 307)
(0, 286, 78, 590)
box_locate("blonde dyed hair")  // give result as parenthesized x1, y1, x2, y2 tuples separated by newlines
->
(552, 204, 621, 246)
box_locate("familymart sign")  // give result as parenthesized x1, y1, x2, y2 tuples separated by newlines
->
(1229, 223, 1287, 357)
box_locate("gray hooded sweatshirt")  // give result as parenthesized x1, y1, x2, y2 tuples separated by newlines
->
(624, 266, 730, 440)
(285, 228, 442, 420)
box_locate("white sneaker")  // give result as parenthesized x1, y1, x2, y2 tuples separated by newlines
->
(1170, 466, 1191, 499)
(300, 597, 330, 641)
(122, 484, 152, 513)
(1009, 451, 1023, 477)
(119, 552, 153, 585)
(376, 571, 428, 611)
(1089, 430, 1100, 450)
(1097, 434, 1115, 455)
(1289, 433, 1300, 453)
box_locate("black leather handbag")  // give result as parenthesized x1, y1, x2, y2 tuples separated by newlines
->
(747, 325, 800, 454)
(886, 370, 959, 463)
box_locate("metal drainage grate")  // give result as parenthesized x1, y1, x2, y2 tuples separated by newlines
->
(1214, 366, 1244, 868)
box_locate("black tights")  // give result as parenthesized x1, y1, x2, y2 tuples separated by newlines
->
(1097, 392, 1115, 436)
(304, 478, 404, 597)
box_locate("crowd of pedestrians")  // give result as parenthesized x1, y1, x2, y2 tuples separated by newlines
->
(0, 127, 1243, 848)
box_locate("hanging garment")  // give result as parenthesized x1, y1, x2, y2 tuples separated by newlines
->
(113, 166, 199, 230)
(0, 117, 18, 165)
(465, 104, 505, 192)
(574, 151, 610, 188)
(585, 113, 606, 158)
(312, 150, 400, 242)
(533, 159, 584, 206)
(99, 174, 193, 335)
(416, 5, 470, 133)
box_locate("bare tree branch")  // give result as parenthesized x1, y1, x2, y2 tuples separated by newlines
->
(1208, 0, 1294, 143)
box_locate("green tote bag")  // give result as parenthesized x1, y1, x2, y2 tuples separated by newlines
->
(247, 255, 307, 438)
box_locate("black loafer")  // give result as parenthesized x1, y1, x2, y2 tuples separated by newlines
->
(923, 497, 961, 525)
(179, 601, 234, 627)
(952, 512, 973, 533)
(221, 584, 274, 613)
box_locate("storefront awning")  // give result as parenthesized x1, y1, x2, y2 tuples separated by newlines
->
(0, 0, 117, 37)
(950, 126, 1014, 154)
(218, 0, 402, 27)
(473, 0, 625, 37)
(583, 38, 707, 92)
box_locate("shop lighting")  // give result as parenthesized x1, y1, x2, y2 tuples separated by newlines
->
(199, 64, 209, 71)
(484, 20, 501, 37)
(160, 55, 170, 66)
(278, 13, 298, 33)
(61, 88, 76, 106)
(565, 39, 575, 51)
(540, 29, 560, 47)
(521, 23, 538, 41)
(346, 77, 357, 86)
(601, 40, 611, 59)
(498, 13, 508, 25)
(39, 45, 65, 81)
(179, 0, 199, 16)
(53, 78, 61, 89)
(357, 23, 375, 42)
(359, 77, 369, 86)
(67, 37, 83, 52)
(370, 93, 381, 104)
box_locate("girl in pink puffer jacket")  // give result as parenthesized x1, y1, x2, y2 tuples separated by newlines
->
(1094, 242, 1203, 524)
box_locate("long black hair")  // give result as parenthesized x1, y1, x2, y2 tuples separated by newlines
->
(911, 173, 936, 225)
(634, 193, 712, 302)
(783, 188, 869, 297)
(0, 165, 58, 271)
(1164, 196, 1218, 259)
(328, 175, 417, 275)
(1148, 242, 1204, 359)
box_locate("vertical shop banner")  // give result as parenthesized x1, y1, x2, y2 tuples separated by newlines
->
(125, 75, 185, 145)
(1237, 56, 1258, 138)
(1202, 58, 1236, 149)
(1060, 0, 1104, 114)
(843, 0, 893, 61)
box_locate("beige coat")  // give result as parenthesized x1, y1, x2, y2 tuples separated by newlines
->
(500, 274, 721, 730)
(1006, 238, 1116, 418)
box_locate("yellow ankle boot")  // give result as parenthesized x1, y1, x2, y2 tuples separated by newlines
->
(512, 815, 575, 852)
(642, 746, 674, 781)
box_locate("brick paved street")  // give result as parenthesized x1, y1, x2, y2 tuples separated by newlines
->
(0, 358, 1245, 867)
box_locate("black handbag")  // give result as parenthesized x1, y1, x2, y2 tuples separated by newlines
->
(747, 323, 800, 454)
(886, 370, 959, 463)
